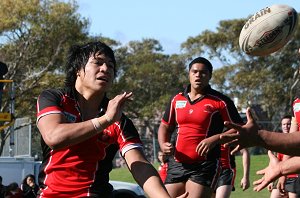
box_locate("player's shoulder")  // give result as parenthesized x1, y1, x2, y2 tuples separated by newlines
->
(39, 88, 71, 99)
(208, 87, 234, 103)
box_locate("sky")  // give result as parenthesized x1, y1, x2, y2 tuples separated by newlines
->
(77, 0, 300, 55)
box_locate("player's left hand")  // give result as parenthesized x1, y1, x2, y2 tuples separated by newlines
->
(240, 177, 250, 191)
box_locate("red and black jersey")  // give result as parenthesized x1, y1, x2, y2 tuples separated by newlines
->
(36, 88, 142, 197)
(219, 145, 236, 169)
(162, 85, 243, 164)
(158, 163, 168, 183)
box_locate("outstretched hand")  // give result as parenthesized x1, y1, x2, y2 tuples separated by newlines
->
(253, 151, 282, 192)
(105, 92, 133, 123)
(220, 107, 259, 154)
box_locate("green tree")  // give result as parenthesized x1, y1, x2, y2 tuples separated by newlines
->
(0, 0, 90, 156)
(110, 39, 188, 138)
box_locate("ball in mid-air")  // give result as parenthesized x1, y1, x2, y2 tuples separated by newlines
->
(239, 4, 298, 56)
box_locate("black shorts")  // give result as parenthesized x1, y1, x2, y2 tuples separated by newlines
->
(285, 177, 298, 193)
(164, 157, 219, 188)
(215, 168, 236, 191)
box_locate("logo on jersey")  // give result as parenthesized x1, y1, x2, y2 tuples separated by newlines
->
(63, 111, 77, 122)
(176, 101, 187, 108)
(189, 109, 193, 114)
(203, 104, 214, 113)
(294, 103, 300, 113)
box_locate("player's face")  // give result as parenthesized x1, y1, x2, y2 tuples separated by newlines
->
(77, 53, 115, 93)
(281, 118, 291, 133)
(189, 63, 211, 91)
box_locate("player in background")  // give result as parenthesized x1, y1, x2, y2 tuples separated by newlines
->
(213, 147, 250, 198)
(267, 115, 298, 198)
(158, 57, 244, 198)
(158, 151, 169, 183)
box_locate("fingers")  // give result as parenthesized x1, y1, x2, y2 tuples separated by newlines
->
(106, 91, 133, 122)
(162, 142, 173, 155)
(224, 121, 243, 131)
(230, 145, 241, 155)
(253, 181, 269, 192)
(196, 142, 207, 156)
(267, 150, 276, 161)
(253, 176, 270, 191)
(245, 107, 254, 123)
(256, 168, 266, 175)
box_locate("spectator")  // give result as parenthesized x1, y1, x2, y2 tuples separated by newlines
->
(0, 176, 7, 198)
(20, 174, 39, 198)
(4, 182, 22, 198)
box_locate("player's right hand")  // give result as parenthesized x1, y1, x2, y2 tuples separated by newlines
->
(161, 142, 174, 155)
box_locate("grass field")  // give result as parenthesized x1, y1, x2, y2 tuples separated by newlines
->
(110, 154, 272, 197)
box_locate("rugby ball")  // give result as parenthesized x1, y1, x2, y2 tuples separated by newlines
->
(239, 4, 298, 56)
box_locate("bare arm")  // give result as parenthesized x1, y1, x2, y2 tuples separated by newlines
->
(124, 148, 171, 198)
(158, 122, 175, 155)
(38, 114, 110, 149)
(240, 148, 250, 191)
(257, 130, 300, 156)
(38, 92, 132, 150)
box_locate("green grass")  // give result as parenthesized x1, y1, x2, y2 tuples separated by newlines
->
(110, 154, 272, 197)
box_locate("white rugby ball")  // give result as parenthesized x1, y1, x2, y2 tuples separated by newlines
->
(239, 4, 298, 56)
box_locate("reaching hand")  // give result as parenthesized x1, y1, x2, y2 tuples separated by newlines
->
(253, 151, 282, 192)
(105, 92, 132, 123)
(220, 107, 260, 154)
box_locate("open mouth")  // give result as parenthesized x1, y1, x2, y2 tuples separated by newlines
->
(97, 77, 109, 82)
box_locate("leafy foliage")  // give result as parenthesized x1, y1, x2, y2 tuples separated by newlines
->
(0, 0, 90, 155)
(110, 39, 188, 135)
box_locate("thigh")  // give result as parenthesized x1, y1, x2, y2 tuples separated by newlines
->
(165, 182, 186, 198)
(215, 185, 232, 198)
(270, 189, 286, 198)
(186, 179, 213, 198)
